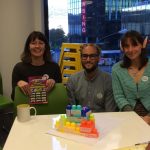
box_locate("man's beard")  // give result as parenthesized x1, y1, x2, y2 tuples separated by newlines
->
(82, 63, 98, 73)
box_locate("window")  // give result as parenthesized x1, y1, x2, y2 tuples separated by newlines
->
(44, 0, 150, 73)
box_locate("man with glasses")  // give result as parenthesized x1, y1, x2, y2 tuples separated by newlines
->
(66, 44, 117, 112)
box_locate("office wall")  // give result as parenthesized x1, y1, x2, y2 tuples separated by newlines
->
(0, 0, 44, 97)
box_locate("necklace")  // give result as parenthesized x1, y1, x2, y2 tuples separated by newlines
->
(128, 67, 139, 77)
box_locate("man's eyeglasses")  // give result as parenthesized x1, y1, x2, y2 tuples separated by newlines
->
(81, 54, 99, 60)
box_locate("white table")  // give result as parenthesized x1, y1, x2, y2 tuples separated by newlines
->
(3, 112, 150, 150)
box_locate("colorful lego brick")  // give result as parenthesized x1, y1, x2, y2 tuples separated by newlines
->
(66, 105, 92, 123)
(54, 105, 99, 138)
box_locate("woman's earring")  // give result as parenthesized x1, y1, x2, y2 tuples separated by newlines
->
(143, 36, 148, 48)
(120, 41, 123, 51)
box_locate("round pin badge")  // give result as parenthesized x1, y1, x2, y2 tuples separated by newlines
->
(97, 93, 103, 99)
(142, 76, 148, 82)
(42, 74, 49, 80)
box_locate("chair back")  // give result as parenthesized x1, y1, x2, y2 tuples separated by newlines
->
(14, 83, 69, 115)
(0, 145, 2, 150)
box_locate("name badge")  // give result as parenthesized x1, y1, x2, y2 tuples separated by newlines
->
(97, 92, 103, 99)
(142, 76, 148, 82)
